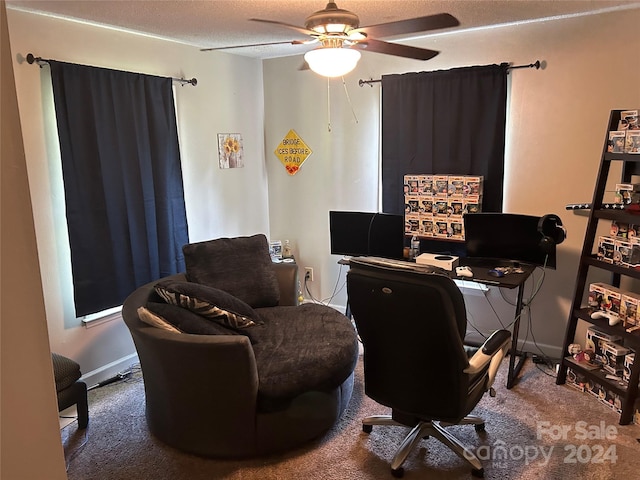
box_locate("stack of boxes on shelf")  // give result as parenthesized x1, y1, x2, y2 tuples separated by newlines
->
(567, 282, 640, 421)
(607, 109, 640, 154)
(589, 282, 640, 329)
(403, 174, 483, 240)
(596, 183, 640, 268)
(567, 327, 628, 422)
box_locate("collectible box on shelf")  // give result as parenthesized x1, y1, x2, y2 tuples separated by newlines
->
(614, 238, 640, 268)
(614, 238, 631, 265)
(626, 130, 640, 153)
(609, 219, 639, 238)
(588, 282, 610, 310)
(588, 282, 627, 313)
(623, 353, 640, 386)
(588, 282, 622, 314)
(602, 342, 630, 376)
(621, 292, 640, 327)
(586, 325, 622, 364)
(608, 131, 627, 153)
(618, 110, 639, 130)
(597, 236, 616, 263)
(614, 183, 640, 204)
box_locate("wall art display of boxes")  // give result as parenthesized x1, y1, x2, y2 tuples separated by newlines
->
(403, 174, 483, 240)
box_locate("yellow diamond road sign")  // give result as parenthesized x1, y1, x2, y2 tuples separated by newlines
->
(274, 129, 312, 176)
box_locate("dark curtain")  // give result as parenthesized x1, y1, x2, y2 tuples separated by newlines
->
(49, 61, 189, 316)
(381, 64, 508, 215)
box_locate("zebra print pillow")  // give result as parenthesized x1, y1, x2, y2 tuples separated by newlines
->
(154, 280, 263, 330)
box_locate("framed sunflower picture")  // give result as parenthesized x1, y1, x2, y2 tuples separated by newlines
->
(217, 133, 244, 169)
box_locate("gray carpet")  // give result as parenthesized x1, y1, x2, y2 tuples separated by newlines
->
(62, 356, 640, 479)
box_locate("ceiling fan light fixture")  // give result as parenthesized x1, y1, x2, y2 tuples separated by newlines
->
(325, 23, 350, 34)
(304, 47, 361, 77)
(305, 2, 360, 34)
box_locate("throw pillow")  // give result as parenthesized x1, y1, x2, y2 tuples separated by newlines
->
(154, 279, 263, 329)
(137, 306, 181, 333)
(143, 302, 243, 336)
(182, 234, 280, 308)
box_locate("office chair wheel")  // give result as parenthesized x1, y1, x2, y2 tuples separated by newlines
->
(474, 423, 485, 432)
(472, 467, 485, 478)
(363, 424, 373, 433)
(391, 467, 404, 478)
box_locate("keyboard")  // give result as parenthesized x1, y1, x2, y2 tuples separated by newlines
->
(350, 256, 448, 274)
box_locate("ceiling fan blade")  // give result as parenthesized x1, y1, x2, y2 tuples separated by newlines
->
(351, 38, 439, 61)
(355, 13, 459, 38)
(200, 40, 306, 52)
(250, 18, 318, 37)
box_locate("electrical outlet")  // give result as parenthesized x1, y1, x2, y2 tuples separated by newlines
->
(304, 267, 314, 282)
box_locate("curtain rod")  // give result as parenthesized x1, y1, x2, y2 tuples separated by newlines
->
(25, 53, 198, 86)
(358, 60, 541, 87)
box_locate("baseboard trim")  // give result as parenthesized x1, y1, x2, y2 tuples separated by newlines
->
(81, 352, 139, 388)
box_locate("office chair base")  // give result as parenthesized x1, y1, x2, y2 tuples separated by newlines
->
(363, 414, 485, 477)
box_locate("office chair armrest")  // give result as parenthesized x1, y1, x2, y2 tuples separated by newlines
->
(464, 329, 511, 375)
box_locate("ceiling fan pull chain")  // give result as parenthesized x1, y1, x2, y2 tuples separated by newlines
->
(327, 77, 332, 132)
(341, 77, 359, 124)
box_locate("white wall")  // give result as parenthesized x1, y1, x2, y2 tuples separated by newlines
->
(7, 8, 270, 380)
(264, 8, 640, 358)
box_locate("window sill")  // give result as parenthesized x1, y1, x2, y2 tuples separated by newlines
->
(82, 307, 122, 328)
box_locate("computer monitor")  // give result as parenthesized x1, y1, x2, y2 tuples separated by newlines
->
(329, 211, 405, 260)
(463, 213, 556, 269)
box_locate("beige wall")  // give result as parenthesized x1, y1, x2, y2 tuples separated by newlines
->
(264, 7, 640, 357)
(1, 1, 67, 478)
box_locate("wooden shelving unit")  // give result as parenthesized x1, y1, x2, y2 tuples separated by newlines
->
(556, 110, 640, 425)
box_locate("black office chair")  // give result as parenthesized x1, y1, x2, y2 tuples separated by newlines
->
(346, 257, 511, 478)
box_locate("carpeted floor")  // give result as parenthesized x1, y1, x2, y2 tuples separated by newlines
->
(62, 355, 640, 479)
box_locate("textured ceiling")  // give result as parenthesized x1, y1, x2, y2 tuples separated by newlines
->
(7, 0, 640, 59)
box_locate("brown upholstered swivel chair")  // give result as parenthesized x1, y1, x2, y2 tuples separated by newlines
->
(346, 257, 511, 478)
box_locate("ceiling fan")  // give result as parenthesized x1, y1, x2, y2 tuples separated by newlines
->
(201, 2, 459, 77)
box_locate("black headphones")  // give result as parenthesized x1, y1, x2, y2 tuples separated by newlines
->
(538, 214, 566, 252)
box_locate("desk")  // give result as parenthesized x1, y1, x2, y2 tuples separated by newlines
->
(460, 257, 536, 389)
(342, 256, 536, 389)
